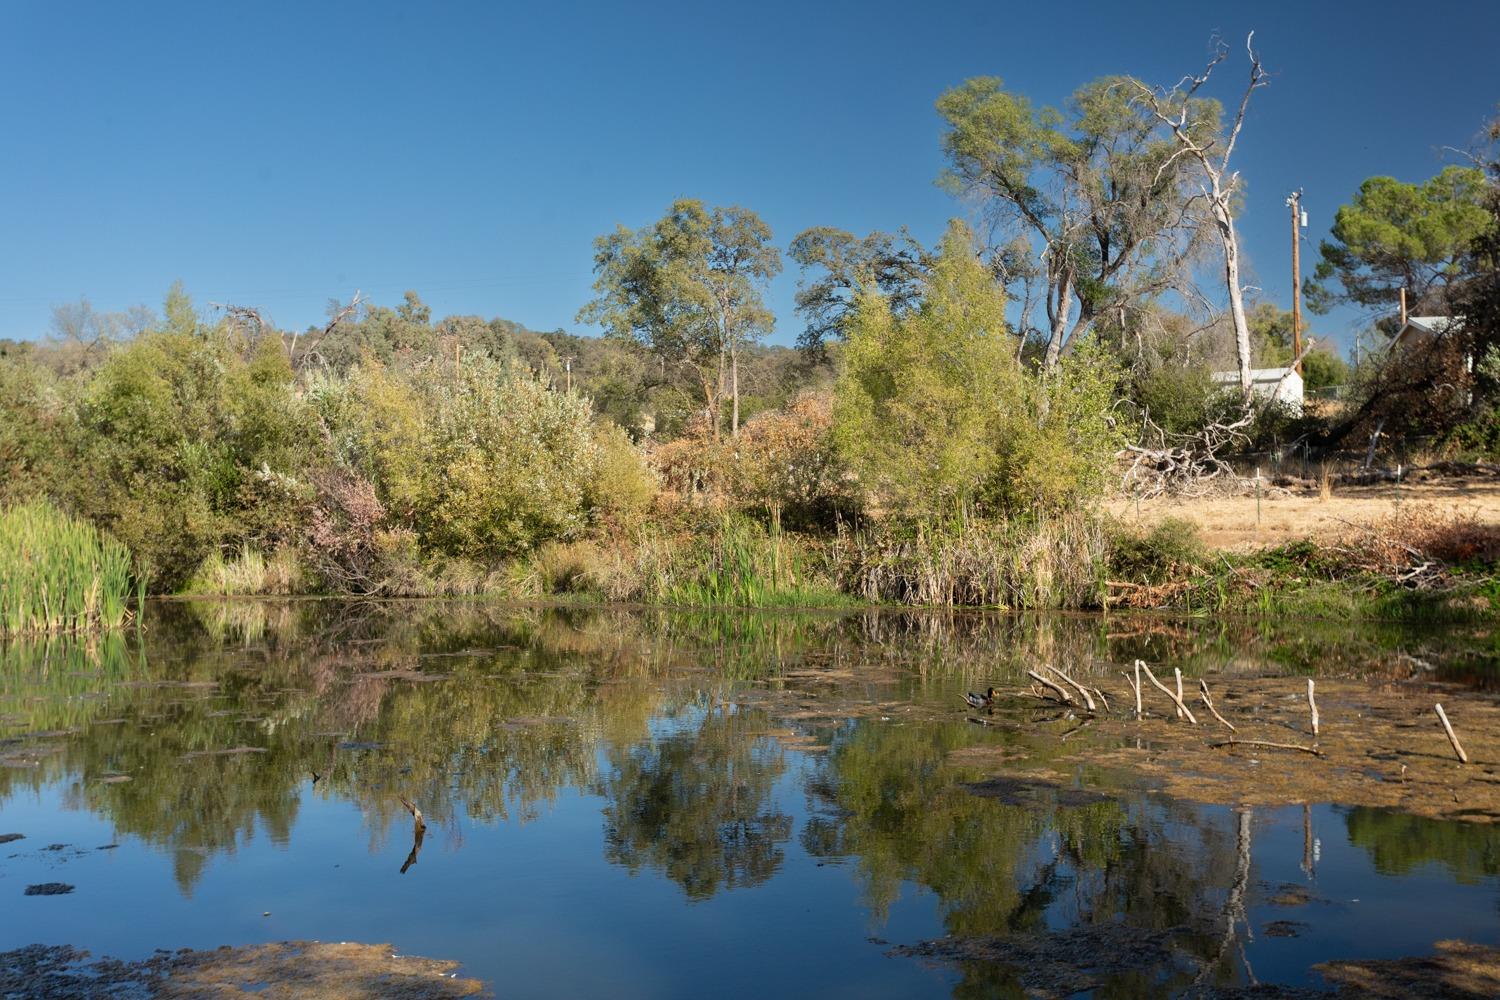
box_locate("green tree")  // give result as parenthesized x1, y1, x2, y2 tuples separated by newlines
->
(787, 226, 930, 357)
(834, 221, 1021, 519)
(579, 199, 781, 438)
(835, 221, 1122, 519)
(70, 288, 320, 588)
(937, 75, 1207, 369)
(1309, 166, 1490, 320)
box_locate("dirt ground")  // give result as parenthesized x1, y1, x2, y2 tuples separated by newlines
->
(0, 941, 489, 999)
(1105, 478, 1500, 549)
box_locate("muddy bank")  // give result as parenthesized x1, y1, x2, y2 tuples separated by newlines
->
(731, 658, 1500, 823)
(0, 941, 489, 999)
(946, 673, 1500, 823)
(894, 933, 1500, 999)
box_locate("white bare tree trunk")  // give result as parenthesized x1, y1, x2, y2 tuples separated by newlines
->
(1216, 206, 1255, 401)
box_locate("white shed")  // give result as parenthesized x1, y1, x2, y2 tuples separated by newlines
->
(1210, 367, 1304, 413)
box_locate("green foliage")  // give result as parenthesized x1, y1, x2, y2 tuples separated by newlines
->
(1309, 166, 1490, 315)
(314, 353, 601, 560)
(835, 220, 1123, 519)
(635, 517, 846, 608)
(0, 500, 135, 635)
(0, 357, 69, 506)
(579, 199, 781, 436)
(936, 75, 1212, 360)
(68, 299, 321, 589)
(586, 422, 658, 532)
(788, 226, 930, 356)
(834, 221, 1022, 518)
(185, 546, 304, 597)
(1108, 517, 1206, 585)
(1132, 361, 1215, 435)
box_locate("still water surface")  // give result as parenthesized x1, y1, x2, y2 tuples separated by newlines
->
(1, 601, 1497, 997)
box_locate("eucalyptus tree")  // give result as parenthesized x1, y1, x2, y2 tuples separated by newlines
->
(787, 226, 931, 357)
(579, 199, 780, 437)
(1131, 34, 1268, 402)
(936, 74, 1209, 371)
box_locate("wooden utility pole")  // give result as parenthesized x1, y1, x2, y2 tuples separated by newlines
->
(1288, 190, 1304, 374)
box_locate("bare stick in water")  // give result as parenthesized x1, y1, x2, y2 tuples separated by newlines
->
(1307, 679, 1320, 737)
(1210, 739, 1323, 757)
(1043, 665, 1095, 712)
(1174, 668, 1186, 720)
(1198, 679, 1238, 733)
(1093, 687, 1110, 713)
(1435, 703, 1469, 764)
(1026, 670, 1073, 706)
(1124, 664, 1143, 719)
(1138, 662, 1199, 724)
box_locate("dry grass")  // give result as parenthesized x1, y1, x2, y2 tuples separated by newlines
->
(1106, 479, 1500, 550)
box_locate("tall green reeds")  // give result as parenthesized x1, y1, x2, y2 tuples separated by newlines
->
(0, 500, 136, 635)
(638, 516, 847, 608)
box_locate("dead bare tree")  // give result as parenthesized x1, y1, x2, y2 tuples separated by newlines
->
(1133, 33, 1269, 403)
(291, 290, 363, 370)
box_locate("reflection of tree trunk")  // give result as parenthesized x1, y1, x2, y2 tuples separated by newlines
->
(1196, 807, 1254, 987)
(1301, 803, 1315, 879)
(399, 798, 426, 875)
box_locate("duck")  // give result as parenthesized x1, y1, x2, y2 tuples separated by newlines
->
(963, 687, 1000, 710)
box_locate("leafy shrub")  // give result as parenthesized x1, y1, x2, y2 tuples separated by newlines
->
(586, 423, 658, 531)
(313, 353, 602, 560)
(1108, 517, 1207, 585)
(68, 316, 320, 589)
(725, 391, 861, 530)
(834, 220, 1123, 521)
(1132, 362, 1215, 436)
(0, 359, 69, 507)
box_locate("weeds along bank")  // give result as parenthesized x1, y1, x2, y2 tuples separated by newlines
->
(2, 246, 1497, 621)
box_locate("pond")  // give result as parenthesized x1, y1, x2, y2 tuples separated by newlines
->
(1, 601, 1498, 997)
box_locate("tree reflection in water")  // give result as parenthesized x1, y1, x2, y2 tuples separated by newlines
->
(0, 598, 1495, 992)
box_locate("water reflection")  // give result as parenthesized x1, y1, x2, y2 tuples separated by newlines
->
(1, 600, 1498, 995)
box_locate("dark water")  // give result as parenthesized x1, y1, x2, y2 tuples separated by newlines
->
(1, 601, 1498, 997)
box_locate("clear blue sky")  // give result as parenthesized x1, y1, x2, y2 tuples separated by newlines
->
(2, 0, 1497, 351)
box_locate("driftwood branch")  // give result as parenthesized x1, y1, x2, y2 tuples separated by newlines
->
(1435, 703, 1469, 763)
(1307, 679, 1320, 737)
(1199, 679, 1238, 733)
(1210, 738, 1323, 757)
(1137, 660, 1199, 724)
(1027, 669, 1073, 705)
(1043, 665, 1095, 712)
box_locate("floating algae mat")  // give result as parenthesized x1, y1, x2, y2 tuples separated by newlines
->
(2, 600, 1500, 997)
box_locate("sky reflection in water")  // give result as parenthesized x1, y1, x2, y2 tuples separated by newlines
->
(1, 601, 1497, 997)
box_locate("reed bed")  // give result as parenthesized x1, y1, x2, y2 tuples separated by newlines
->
(0, 500, 136, 635)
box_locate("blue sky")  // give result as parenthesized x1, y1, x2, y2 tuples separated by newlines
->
(2, 0, 1496, 351)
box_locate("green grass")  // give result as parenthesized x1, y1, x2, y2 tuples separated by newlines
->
(0, 500, 137, 636)
(643, 516, 851, 609)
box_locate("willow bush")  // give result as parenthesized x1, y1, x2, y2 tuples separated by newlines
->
(0, 500, 136, 635)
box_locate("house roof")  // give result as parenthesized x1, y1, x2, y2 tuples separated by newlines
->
(1210, 367, 1302, 383)
(1388, 315, 1458, 353)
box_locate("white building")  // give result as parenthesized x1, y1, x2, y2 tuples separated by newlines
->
(1210, 367, 1304, 413)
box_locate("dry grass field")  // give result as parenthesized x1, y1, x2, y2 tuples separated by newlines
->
(1105, 478, 1500, 550)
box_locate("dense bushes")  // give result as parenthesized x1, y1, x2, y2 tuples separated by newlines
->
(68, 326, 319, 589)
(313, 353, 606, 560)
